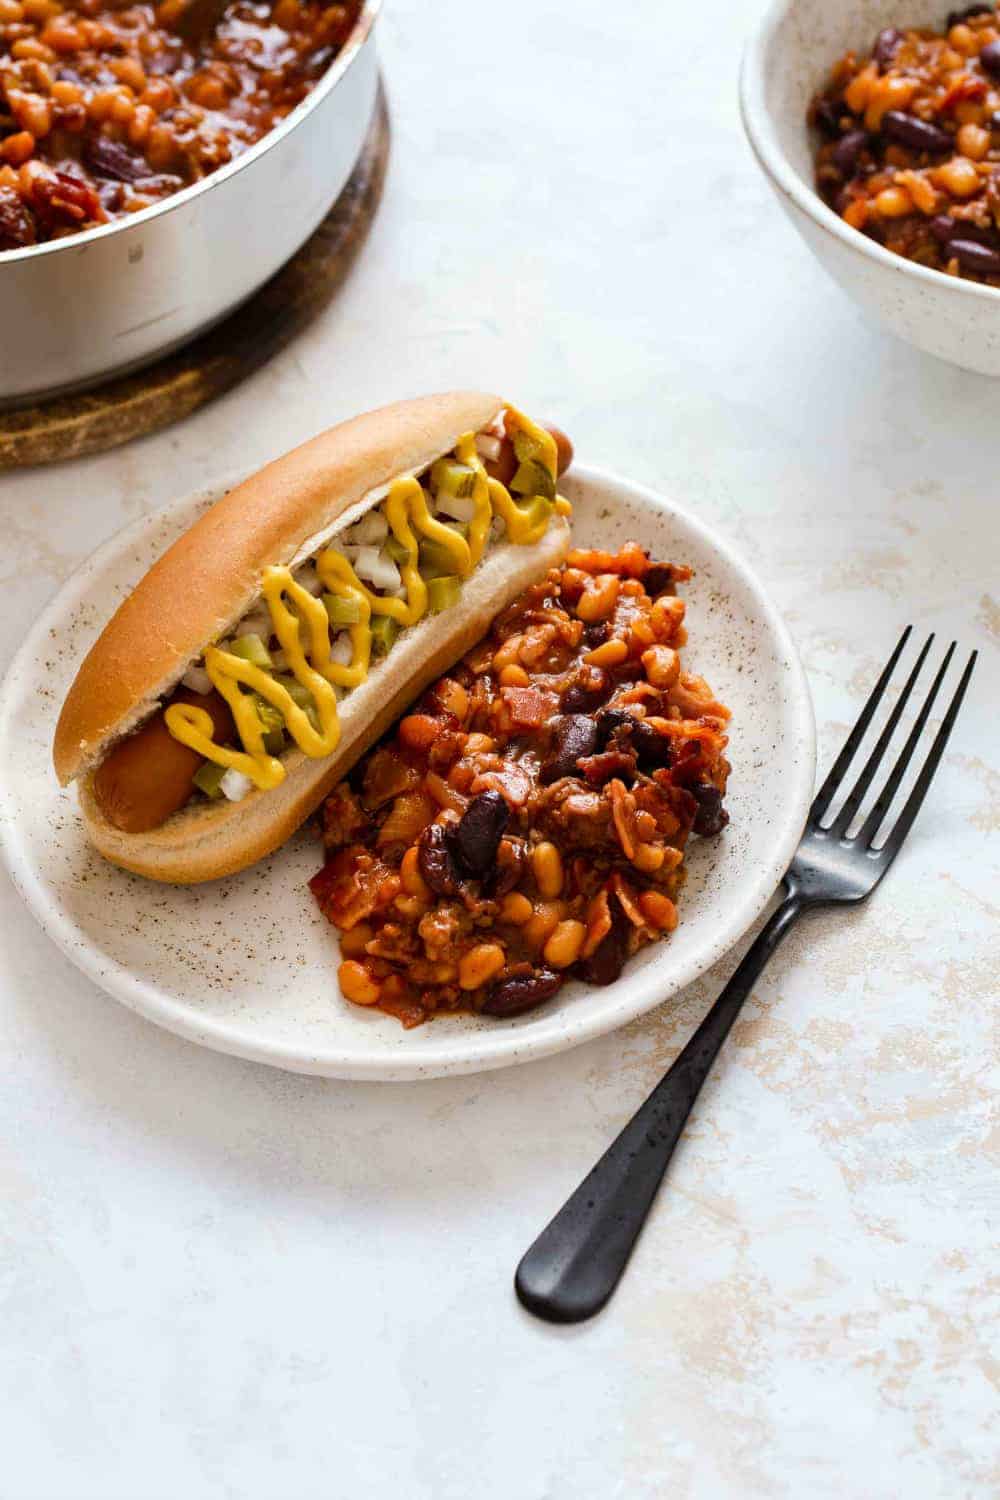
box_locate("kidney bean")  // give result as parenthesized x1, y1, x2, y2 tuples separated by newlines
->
(947, 3, 991, 25)
(979, 39, 1000, 79)
(583, 620, 611, 648)
(815, 96, 845, 138)
(560, 671, 610, 714)
(454, 790, 509, 875)
(873, 26, 902, 70)
(633, 718, 673, 770)
(832, 128, 868, 177)
(84, 136, 150, 183)
(417, 823, 464, 896)
(690, 783, 730, 838)
(949, 238, 1000, 274)
(642, 563, 676, 597)
(881, 112, 952, 155)
(0, 186, 35, 249)
(575, 895, 629, 987)
(596, 707, 672, 770)
(482, 837, 526, 897)
(928, 214, 997, 247)
(480, 968, 563, 1018)
(539, 715, 600, 784)
(595, 706, 636, 747)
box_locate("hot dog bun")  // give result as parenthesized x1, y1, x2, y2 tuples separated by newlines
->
(54, 393, 572, 884)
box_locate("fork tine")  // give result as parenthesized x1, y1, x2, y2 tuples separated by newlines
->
(810, 626, 912, 823)
(828, 634, 935, 837)
(856, 642, 956, 847)
(867, 648, 977, 860)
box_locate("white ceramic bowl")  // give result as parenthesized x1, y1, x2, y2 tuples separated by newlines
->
(0, 465, 815, 1081)
(741, 0, 1000, 375)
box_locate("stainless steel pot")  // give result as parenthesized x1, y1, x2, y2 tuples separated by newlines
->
(0, 0, 381, 407)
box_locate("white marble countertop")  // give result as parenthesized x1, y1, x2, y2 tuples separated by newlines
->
(2, 0, 997, 1494)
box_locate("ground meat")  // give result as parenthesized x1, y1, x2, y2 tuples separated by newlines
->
(535, 781, 614, 848)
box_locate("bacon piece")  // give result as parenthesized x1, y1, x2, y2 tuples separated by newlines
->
(310, 849, 399, 930)
(471, 763, 534, 807)
(668, 673, 732, 721)
(608, 778, 638, 860)
(609, 873, 646, 927)
(582, 888, 613, 957)
(322, 784, 370, 849)
(501, 685, 558, 728)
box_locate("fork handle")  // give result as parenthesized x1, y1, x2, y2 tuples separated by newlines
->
(515, 890, 805, 1324)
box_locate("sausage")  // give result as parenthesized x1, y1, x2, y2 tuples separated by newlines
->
(483, 420, 574, 486)
(92, 423, 574, 836)
(546, 424, 574, 478)
(93, 687, 235, 833)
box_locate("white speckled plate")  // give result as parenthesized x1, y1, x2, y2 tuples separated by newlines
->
(0, 467, 815, 1080)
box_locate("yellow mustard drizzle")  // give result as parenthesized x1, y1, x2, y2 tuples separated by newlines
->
(164, 416, 561, 794)
(509, 408, 572, 519)
(453, 431, 494, 566)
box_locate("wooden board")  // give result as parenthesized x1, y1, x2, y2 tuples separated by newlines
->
(0, 81, 390, 471)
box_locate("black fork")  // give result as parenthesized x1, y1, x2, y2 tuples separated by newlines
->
(515, 628, 978, 1325)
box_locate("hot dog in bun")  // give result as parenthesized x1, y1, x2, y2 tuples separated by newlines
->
(54, 393, 573, 883)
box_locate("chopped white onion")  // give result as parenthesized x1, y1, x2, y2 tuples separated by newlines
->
(181, 664, 213, 694)
(270, 649, 289, 672)
(353, 544, 401, 592)
(296, 562, 323, 596)
(435, 491, 476, 524)
(346, 509, 389, 546)
(220, 769, 253, 802)
(234, 610, 270, 640)
(329, 632, 353, 665)
(475, 433, 501, 462)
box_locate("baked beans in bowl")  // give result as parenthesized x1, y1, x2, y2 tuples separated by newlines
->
(742, 0, 1000, 373)
(0, 0, 379, 404)
(811, 4, 1000, 283)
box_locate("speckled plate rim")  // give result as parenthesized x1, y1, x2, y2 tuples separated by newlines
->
(0, 466, 816, 1080)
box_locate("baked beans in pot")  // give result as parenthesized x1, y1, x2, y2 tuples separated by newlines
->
(0, 0, 360, 248)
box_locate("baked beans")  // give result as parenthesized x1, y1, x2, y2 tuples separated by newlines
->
(310, 546, 733, 1028)
(0, 0, 359, 248)
(811, 3, 1000, 281)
